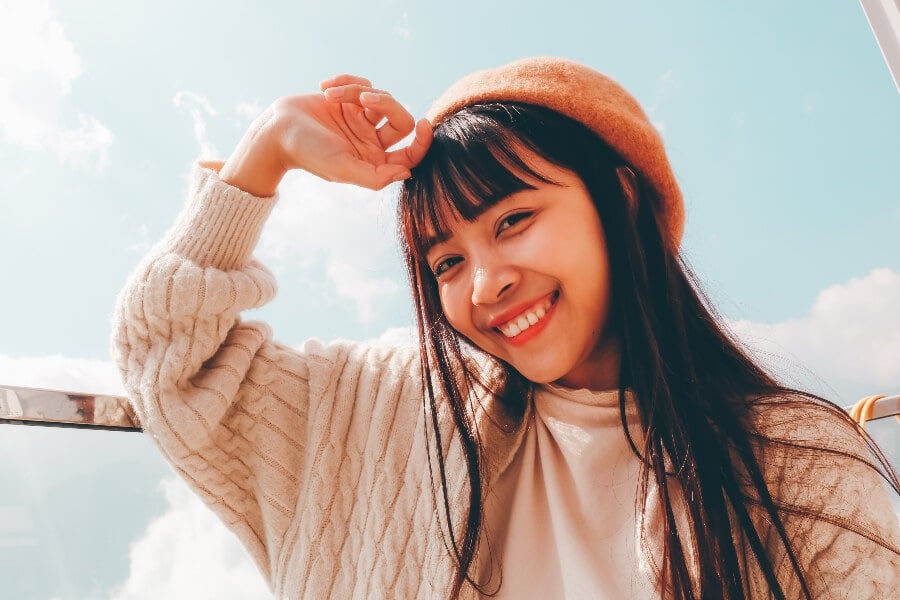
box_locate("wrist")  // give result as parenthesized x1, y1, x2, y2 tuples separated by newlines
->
(220, 108, 287, 197)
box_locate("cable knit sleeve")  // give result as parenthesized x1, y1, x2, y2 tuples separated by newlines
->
(110, 163, 420, 592)
(749, 399, 900, 599)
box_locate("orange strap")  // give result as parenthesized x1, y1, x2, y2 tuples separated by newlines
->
(849, 394, 900, 430)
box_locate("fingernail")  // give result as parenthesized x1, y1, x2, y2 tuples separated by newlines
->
(360, 92, 381, 104)
(324, 88, 343, 99)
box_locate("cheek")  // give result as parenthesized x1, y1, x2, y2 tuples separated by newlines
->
(547, 222, 611, 317)
(438, 283, 473, 334)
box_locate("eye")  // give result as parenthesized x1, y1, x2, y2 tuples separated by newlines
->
(497, 211, 533, 234)
(433, 256, 462, 278)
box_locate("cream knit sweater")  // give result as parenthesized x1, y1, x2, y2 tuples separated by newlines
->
(112, 165, 900, 599)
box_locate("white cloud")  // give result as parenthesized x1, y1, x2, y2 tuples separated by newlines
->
(658, 69, 677, 95)
(258, 170, 404, 324)
(127, 223, 153, 255)
(235, 100, 263, 123)
(393, 12, 412, 40)
(0, 0, 113, 172)
(0, 354, 125, 396)
(108, 476, 271, 600)
(326, 260, 399, 324)
(51, 113, 114, 171)
(729, 268, 900, 400)
(173, 91, 219, 160)
(371, 325, 417, 346)
(646, 70, 678, 134)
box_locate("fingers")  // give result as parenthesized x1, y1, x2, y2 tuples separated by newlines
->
(317, 77, 432, 182)
(359, 92, 416, 148)
(325, 84, 417, 150)
(333, 154, 411, 190)
(314, 119, 431, 189)
(363, 108, 384, 126)
(386, 118, 433, 169)
(322, 83, 388, 102)
(319, 74, 372, 91)
(323, 84, 392, 127)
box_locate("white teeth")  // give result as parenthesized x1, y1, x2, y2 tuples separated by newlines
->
(497, 294, 556, 338)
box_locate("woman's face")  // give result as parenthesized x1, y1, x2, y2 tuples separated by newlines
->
(425, 153, 620, 390)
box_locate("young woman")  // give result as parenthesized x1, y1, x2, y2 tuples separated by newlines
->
(112, 57, 900, 599)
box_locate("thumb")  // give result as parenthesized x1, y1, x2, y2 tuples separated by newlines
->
(334, 155, 411, 190)
(375, 163, 413, 186)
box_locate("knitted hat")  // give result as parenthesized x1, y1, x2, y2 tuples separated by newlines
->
(426, 56, 685, 251)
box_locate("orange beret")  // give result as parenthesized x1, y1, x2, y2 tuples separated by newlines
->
(426, 56, 685, 251)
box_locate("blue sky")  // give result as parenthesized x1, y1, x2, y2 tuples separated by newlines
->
(1, 0, 899, 362)
(0, 1, 898, 598)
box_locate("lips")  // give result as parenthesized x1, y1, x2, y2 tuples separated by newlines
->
(489, 291, 559, 344)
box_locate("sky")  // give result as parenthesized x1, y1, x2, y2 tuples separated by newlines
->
(0, 1, 898, 598)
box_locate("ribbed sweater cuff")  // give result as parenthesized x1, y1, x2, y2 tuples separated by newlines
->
(162, 161, 279, 271)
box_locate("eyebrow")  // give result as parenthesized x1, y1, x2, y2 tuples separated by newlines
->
(420, 184, 554, 258)
(420, 199, 498, 257)
(423, 230, 452, 257)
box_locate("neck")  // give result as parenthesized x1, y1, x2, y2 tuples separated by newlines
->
(553, 338, 620, 391)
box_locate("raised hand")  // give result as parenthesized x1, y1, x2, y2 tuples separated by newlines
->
(220, 75, 432, 196)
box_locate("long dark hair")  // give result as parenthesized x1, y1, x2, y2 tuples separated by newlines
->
(397, 103, 900, 598)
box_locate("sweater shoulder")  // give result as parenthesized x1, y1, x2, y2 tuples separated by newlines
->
(741, 393, 900, 598)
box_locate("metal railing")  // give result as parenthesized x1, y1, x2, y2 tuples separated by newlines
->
(0, 384, 898, 431)
(860, 0, 900, 92)
(0, 385, 140, 431)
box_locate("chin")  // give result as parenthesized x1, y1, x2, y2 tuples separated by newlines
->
(512, 363, 567, 385)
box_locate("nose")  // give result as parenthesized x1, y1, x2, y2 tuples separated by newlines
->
(471, 261, 519, 306)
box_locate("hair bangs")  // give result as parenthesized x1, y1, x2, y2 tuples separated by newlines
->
(400, 105, 556, 264)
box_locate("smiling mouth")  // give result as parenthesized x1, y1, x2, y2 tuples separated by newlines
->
(495, 292, 559, 338)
